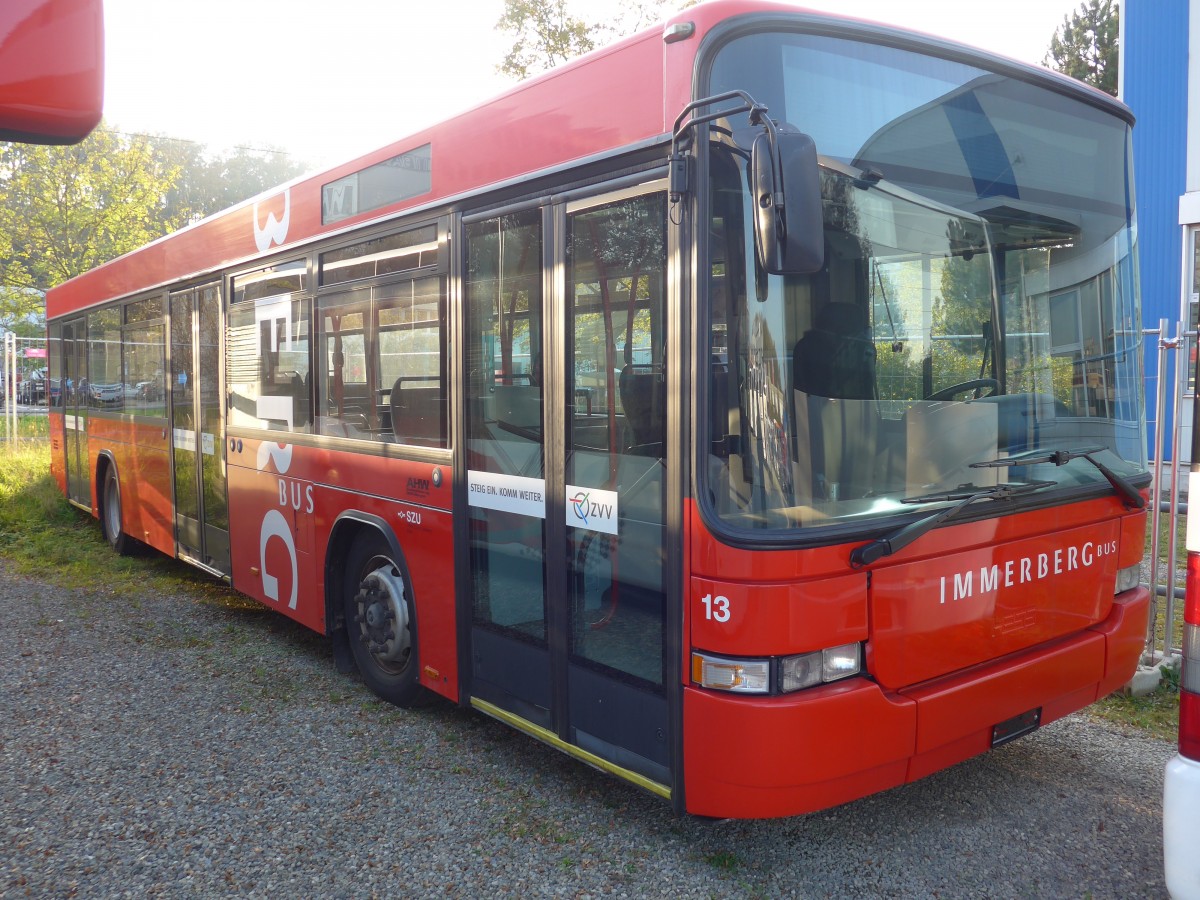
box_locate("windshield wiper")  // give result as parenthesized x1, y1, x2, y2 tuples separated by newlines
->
(970, 446, 1145, 510)
(849, 480, 1055, 568)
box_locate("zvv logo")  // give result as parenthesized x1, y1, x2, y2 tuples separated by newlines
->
(566, 485, 618, 536)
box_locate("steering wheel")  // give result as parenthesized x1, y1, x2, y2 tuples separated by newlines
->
(925, 377, 999, 402)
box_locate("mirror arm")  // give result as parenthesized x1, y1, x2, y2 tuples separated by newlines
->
(669, 90, 770, 202)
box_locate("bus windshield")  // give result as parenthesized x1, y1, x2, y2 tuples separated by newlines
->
(705, 30, 1146, 532)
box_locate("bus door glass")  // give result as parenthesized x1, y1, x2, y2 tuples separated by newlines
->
(170, 283, 229, 574)
(61, 317, 88, 505)
(464, 208, 551, 727)
(462, 186, 670, 789)
(562, 187, 668, 781)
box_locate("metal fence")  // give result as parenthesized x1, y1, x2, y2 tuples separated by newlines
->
(2, 332, 50, 445)
(1145, 319, 1191, 666)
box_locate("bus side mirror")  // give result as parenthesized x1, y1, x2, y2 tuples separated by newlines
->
(751, 126, 824, 276)
(0, 0, 104, 145)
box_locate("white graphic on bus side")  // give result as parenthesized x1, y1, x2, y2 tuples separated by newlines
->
(255, 433, 293, 474)
(259, 508, 298, 609)
(253, 284, 305, 612)
(253, 189, 291, 253)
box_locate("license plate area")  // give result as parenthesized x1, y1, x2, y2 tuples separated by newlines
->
(991, 707, 1042, 747)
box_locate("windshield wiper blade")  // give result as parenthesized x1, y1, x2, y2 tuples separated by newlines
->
(849, 480, 1055, 568)
(970, 445, 1145, 510)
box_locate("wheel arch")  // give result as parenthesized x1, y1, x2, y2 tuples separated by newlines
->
(324, 511, 411, 670)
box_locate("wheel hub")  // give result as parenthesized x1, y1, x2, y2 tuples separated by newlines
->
(353, 566, 411, 667)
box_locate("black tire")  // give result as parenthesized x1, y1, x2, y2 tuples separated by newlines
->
(100, 465, 133, 556)
(342, 532, 426, 707)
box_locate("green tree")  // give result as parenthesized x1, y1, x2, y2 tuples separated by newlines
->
(0, 127, 189, 294)
(160, 142, 308, 225)
(1044, 0, 1119, 96)
(0, 288, 45, 336)
(0, 129, 307, 334)
(496, 0, 596, 80)
(497, 0, 696, 79)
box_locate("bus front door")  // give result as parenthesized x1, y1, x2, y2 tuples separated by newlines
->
(462, 184, 672, 795)
(169, 283, 230, 575)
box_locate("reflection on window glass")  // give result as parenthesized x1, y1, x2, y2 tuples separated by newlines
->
(227, 294, 311, 434)
(315, 276, 447, 446)
(87, 307, 122, 411)
(48, 323, 62, 409)
(465, 210, 546, 641)
(123, 323, 164, 417)
(320, 225, 439, 285)
(233, 260, 307, 303)
(125, 296, 162, 324)
(566, 191, 667, 686)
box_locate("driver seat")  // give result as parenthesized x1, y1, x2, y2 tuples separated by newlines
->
(792, 302, 878, 501)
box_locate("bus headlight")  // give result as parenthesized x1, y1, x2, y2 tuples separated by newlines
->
(780, 643, 861, 693)
(1115, 563, 1141, 594)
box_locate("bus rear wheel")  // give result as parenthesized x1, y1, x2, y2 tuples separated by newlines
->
(342, 533, 426, 707)
(101, 466, 133, 556)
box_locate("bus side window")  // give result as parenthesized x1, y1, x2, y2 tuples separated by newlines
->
(378, 276, 447, 448)
(228, 262, 313, 434)
(316, 297, 371, 438)
(315, 275, 448, 448)
(227, 294, 313, 434)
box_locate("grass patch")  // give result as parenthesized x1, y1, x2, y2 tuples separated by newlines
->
(1089, 664, 1181, 742)
(0, 440, 235, 601)
(705, 851, 740, 871)
(0, 414, 51, 439)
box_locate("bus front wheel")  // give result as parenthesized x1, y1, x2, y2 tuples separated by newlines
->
(342, 533, 426, 707)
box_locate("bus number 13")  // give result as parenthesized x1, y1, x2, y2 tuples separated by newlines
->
(700, 593, 731, 623)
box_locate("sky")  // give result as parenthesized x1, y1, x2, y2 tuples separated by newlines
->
(102, 0, 1088, 172)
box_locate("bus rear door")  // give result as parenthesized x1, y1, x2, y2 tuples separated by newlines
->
(169, 283, 230, 575)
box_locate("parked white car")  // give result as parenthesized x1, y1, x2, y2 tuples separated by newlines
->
(88, 381, 123, 405)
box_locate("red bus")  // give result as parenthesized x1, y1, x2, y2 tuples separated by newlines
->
(45, 0, 1150, 818)
(0, 0, 103, 144)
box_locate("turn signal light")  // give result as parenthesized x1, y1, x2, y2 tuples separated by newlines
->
(691, 653, 770, 694)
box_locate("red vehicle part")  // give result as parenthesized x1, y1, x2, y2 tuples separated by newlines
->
(685, 500, 1149, 817)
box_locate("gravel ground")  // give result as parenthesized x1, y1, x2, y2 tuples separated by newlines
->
(0, 561, 1173, 898)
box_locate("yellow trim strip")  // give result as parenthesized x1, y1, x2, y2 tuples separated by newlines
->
(470, 697, 672, 800)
